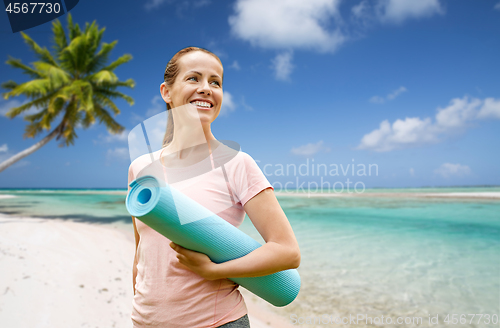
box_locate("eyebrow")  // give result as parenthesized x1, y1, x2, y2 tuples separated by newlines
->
(187, 70, 221, 79)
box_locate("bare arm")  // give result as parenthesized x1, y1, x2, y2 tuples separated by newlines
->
(170, 188, 301, 279)
(132, 215, 139, 294)
(128, 166, 140, 295)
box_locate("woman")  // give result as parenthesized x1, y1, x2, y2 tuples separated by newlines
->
(128, 47, 300, 328)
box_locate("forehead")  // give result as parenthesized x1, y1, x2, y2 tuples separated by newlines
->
(178, 51, 223, 77)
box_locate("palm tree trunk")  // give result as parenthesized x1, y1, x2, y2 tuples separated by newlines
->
(0, 121, 64, 173)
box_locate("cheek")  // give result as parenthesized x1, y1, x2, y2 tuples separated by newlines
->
(216, 91, 223, 106)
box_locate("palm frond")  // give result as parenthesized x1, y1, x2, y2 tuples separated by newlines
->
(5, 100, 41, 119)
(101, 54, 132, 72)
(3, 79, 51, 99)
(64, 35, 86, 74)
(94, 103, 125, 134)
(84, 21, 102, 57)
(51, 19, 67, 54)
(94, 87, 134, 105)
(23, 107, 48, 123)
(33, 62, 70, 88)
(5, 57, 45, 79)
(68, 13, 82, 40)
(86, 41, 117, 73)
(80, 108, 96, 128)
(20, 32, 59, 67)
(47, 93, 68, 114)
(89, 70, 118, 86)
(111, 78, 135, 89)
(24, 120, 45, 138)
(94, 94, 120, 115)
(1, 80, 19, 92)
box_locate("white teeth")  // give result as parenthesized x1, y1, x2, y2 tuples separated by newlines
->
(192, 101, 211, 108)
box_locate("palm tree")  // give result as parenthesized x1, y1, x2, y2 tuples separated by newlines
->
(0, 13, 134, 173)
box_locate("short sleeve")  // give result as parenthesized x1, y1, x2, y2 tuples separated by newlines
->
(228, 152, 274, 206)
(128, 163, 135, 189)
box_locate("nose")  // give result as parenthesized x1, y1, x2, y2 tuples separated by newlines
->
(197, 79, 211, 95)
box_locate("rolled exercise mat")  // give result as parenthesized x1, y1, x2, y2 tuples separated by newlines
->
(126, 175, 301, 307)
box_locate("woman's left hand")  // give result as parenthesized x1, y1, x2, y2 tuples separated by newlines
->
(169, 242, 220, 280)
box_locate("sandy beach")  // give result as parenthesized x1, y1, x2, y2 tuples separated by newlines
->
(0, 213, 294, 328)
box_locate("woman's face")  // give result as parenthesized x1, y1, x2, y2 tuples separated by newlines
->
(161, 51, 223, 124)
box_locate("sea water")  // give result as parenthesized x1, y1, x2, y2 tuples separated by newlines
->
(1, 189, 499, 327)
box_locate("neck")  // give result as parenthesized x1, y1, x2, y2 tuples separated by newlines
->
(165, 105, 217, 159)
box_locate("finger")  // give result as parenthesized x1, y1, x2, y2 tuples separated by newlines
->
(176, 253, 187, 263)
(170, 242, 183, 254)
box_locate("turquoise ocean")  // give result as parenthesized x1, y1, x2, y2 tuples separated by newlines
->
(1, 187, 499, 327)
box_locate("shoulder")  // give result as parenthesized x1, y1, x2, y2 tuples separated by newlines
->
(220, 148, 272, 205)
(128, 149, 163, 182)
(217, 147, 260, 173)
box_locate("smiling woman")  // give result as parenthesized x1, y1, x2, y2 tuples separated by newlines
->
(160, 47, 224, 148)
(128, 46, 301, 328)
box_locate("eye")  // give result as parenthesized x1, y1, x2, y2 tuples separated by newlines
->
(210, 80, 221, 87)
(187, 76, 198, 82)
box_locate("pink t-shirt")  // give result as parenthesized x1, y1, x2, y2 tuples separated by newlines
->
(128, 143, 273, 328)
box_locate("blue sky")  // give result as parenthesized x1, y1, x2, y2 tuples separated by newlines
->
(0, 0, 499, 189)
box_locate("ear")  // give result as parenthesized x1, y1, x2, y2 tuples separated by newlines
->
(160, 82, 172, 105)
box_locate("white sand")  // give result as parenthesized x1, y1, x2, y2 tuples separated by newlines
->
(0, 195, 16, 199)
(422, 192, 500, 198)
(0, 214, 135, 327)
(0, 214, 294, 328)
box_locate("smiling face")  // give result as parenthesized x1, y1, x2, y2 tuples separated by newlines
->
(161, 51, 223, 124)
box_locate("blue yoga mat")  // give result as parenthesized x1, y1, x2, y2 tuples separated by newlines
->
(126, 175, 301, 307)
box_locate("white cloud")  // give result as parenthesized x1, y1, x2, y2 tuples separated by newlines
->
(106, 147, 130, 165)
(98, 130, 129, 143)
(358, 117, 436, 152)
(477, 98, 500, 119)
(146, 95, 166, 118)
(495, 2, 500, 10)
(219, 91, 237, 116)
(409, 167, 415, 176)
(0, 144, 7, 152)
(129, 95, 167, 125)
(377, 0, 444, 24)
(370, 86, 407, 103)
(352, 0, 369, 19)
(229, 60, 241, 70)
(387, 86, 407, 100)
(434, 163, 471, 178)
(291, 140, 331, 156)
(229, 0, 346, 53)
(369, 96, 385, 104)
(206, 40, 226, 59)
(240, 96, 253, 111)
(434, 97, 480, 128)
(0, 99, 22, 116)
(358, 96, 500, 152)
(271, 51, 294, 81)
(0, 99, 38, 117)
(145, 0, 168, 10)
